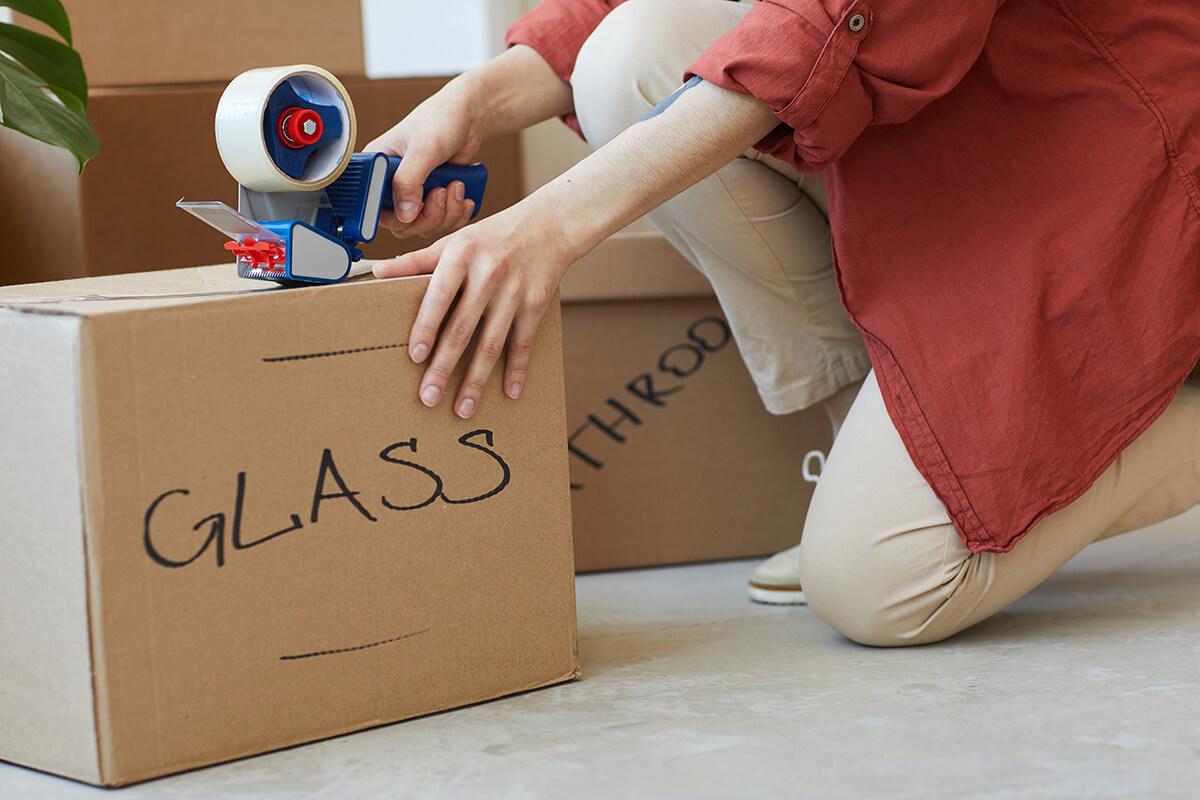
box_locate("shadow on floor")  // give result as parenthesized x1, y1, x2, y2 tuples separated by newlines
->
(576, 617, 749, 677)
(941, 562, 1200, 646)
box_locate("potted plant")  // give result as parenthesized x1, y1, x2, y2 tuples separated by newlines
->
(0, 0, 98, 170)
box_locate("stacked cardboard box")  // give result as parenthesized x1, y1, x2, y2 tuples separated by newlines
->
(0, 1, 838, 785)
(17, 1, 367, 86)
(516, 46, 834, 572)
(0, 2, 523, 286)
(560, 234, 833, 572)
(0, 265, 578, 786)
(1, 0, 836, 569)
(2, 10, 837, 567)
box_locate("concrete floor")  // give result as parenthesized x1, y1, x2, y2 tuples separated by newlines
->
(3, 509, 1198, 798)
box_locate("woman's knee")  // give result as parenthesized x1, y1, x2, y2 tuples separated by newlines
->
(797, 515, 974, 648)
(794, 373, 980, 646)
(573, 0, 750, 148)
(797, 530, 907, 647)
(572, 0, 681, 147)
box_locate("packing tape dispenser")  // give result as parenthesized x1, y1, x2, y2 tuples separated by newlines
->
(179, 65, 487, 285)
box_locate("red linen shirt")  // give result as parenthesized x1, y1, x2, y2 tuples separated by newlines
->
(508, 0, 1200, 553)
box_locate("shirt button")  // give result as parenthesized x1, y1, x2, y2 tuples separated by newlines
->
(848, 13, 866, 31)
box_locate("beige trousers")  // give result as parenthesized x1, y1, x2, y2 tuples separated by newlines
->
(573, 0, 872, 415)
(571, 0, 1200, 646)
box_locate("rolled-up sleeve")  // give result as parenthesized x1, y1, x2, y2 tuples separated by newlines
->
(688, 0, 1005, 171)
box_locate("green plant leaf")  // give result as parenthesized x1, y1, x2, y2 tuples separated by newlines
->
(0, 51, 98, 169)
(0, 21, 86, 109)
(1, 0, 71, 45)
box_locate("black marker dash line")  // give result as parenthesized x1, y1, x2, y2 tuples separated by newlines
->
(280, 628, 431, 661)
(263, 343, 408, 363)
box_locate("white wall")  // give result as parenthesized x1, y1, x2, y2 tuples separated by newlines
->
(362, 0, 527, 78)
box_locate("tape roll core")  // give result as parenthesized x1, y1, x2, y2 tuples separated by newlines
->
(215, 65, 357, 192)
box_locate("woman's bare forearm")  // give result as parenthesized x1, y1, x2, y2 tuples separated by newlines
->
(523, 79, 782, 260)
(453, 44, 575, 139)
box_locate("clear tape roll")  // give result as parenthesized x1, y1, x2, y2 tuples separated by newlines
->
(215, 65, 357, 192)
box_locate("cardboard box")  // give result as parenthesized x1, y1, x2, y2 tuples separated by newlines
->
(0, 265, 577, 786)
(560, 233, 833, 572)
(0, 77, 523, 287)
(18, 1, 366, 87)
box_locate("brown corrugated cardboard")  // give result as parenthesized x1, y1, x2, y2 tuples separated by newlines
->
(18, 2, 365, 87)
(560, 233, 832, 572)
(0, 265, 577, 786)
(0, 77, 523, 286)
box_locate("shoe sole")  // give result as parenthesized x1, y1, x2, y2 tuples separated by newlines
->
(747, 582, 807, 606)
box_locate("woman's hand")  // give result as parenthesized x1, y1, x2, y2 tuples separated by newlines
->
(364, 81, 484, 240)
(373, 204, 578, 419)
(364, 45, 575, 241)
(374, 76, 780, 419)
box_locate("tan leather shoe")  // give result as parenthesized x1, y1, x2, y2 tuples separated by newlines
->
(747, 544, 806, 605)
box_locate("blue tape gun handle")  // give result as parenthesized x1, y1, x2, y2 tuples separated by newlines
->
(381, 156, 487, 220)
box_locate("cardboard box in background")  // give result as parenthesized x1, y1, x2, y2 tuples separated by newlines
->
(0, 266, 577, 786)
(17, 1, 366, 86)
(0, 77, 524, 287)
(509, 0, 811, 570)
(560, 234, 832, 572)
